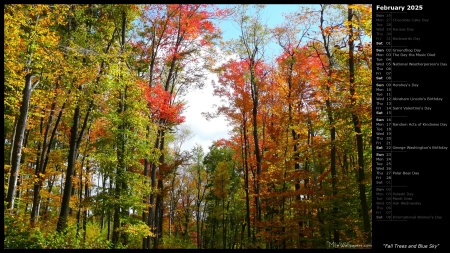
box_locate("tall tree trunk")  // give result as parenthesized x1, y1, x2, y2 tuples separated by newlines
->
(76, 165, 84, 237)
(142, 158, 150, 249)
(76, 132, 91, 237)
(57, 88, 93, 232)
(148, 138, 159, 248)
(6, 74, 38, 211)
(348, 6, 371, 244)
(241, 120, 251, 244)
(107, 177, 112, 241)
(249, 66, 263, 248)
(113, 12, 129, 246)
(169, 172, 176, 239)
(113, 85, 126, 247)
(153, 127, 166, 249)
(327, 98, 339, 244)
(83, 166, 89, 243)
(286, 58, 307, 248)
(56, 104, 80, 233)
(100, 173, 107, 232)
(196, 156, 203, 249)
(318, 5, 339, 244)
(31, 118, 43, 226)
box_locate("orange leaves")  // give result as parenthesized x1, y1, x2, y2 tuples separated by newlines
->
(200, 20, 215, 34)
(89, 116, 109, 141)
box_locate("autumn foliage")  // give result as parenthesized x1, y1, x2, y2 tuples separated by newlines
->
(139, 81, 185, 125)
(4, 4, 372, 249)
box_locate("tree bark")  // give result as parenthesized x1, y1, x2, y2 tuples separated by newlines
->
(56, 104, 80, 233)
(348, 6, 371, 244)
(241, 119, 251, 244)
(6, 74, 37, 211)
(250, 69, 262, 227)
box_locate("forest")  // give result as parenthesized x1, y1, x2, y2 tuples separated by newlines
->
(4, 4, 372, 249)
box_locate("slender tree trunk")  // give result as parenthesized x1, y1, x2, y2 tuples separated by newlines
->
(142, 158, 150, 249)
(250, 73, 262, 227)
(196, 158, 203, 249)
(169, 172, 176, 239)
(222, 197, 226, 249)
(83, 167, 89, 242)
(113, 11, 130, 247)
(56, 104, 80, 233)
(76, 168, 83, 236)
(107, 177, 112, 241)
(325, 96, 339, 244)
(318, 6, 339, 244)
(31, 118, 43, 226)
(348, 6, 371, 244)
(248, 65, 263, 248)
(241, 120, 251, 244)
(100, 173, 106, 231)
(286, 59, 307, 248)
(57, 95, 93, 233)
(76, 134, 91, 237)
(148, 131, 160, 248)
(113, 90, 126, 247)
(154, 128, 166, 249)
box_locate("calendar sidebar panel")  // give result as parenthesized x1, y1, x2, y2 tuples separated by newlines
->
(373, 2, 447, 250)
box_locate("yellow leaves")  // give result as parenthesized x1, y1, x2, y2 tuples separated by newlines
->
(4, 164, 12, 174)
(119, 223, 155, 238)
(5, 4, 69, 89)
(29, 172, 46, 184)
(347, 4, 372, 37)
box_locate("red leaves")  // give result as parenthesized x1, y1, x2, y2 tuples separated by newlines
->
(165, 4, 218, 39)
(199, 38, 209, 46)
(139, 81, 185, 125)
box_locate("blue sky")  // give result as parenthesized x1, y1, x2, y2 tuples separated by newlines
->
(215, 4, 316, 62)
(217, 4, 304, 40)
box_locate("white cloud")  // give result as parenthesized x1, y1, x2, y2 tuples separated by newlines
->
(180, 72, 231, 153)
(177, 39, 239, 154)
